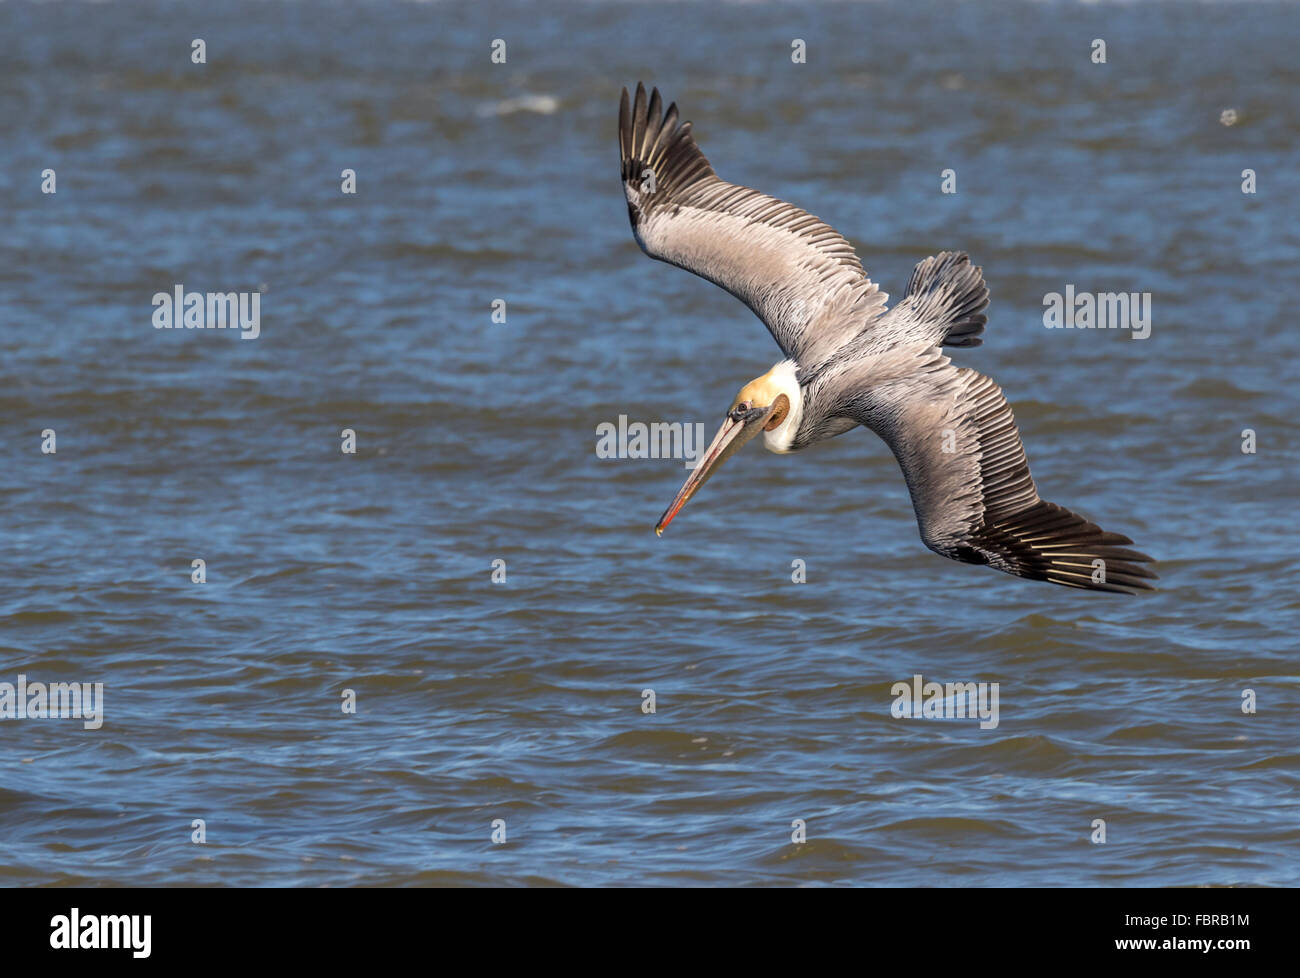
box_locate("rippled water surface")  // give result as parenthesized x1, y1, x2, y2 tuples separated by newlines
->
(1, 0, 1298, 886)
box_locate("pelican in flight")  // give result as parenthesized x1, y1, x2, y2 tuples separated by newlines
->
(618, 83, 1155, 594)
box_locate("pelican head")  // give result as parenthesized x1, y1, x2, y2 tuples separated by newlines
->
(655, 361, 801, 535)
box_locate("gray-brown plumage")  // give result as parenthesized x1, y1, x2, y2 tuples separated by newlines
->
(620, 83, 1156, 594)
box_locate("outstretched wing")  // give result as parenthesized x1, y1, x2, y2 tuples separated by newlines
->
(851, 357, 1157, 593)
(619, 82, 887, 368)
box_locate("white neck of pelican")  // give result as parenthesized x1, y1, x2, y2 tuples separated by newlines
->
(760, 360, 803, 454)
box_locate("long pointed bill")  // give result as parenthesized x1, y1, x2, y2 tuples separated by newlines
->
(655, 410, 770, 536)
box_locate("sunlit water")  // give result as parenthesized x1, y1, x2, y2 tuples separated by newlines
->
(1, 0, 1297, 886)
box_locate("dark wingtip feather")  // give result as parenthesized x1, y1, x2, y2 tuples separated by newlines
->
(901, 251, 991, 349)
(969, 499, 1158, 594)
(618, 87, 630, 163)
(617, 81, 716, 209)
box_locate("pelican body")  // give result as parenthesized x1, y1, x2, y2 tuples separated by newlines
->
(619, 83, 1155, 594)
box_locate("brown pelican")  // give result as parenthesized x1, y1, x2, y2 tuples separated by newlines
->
(618, 83, 1156, 594)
